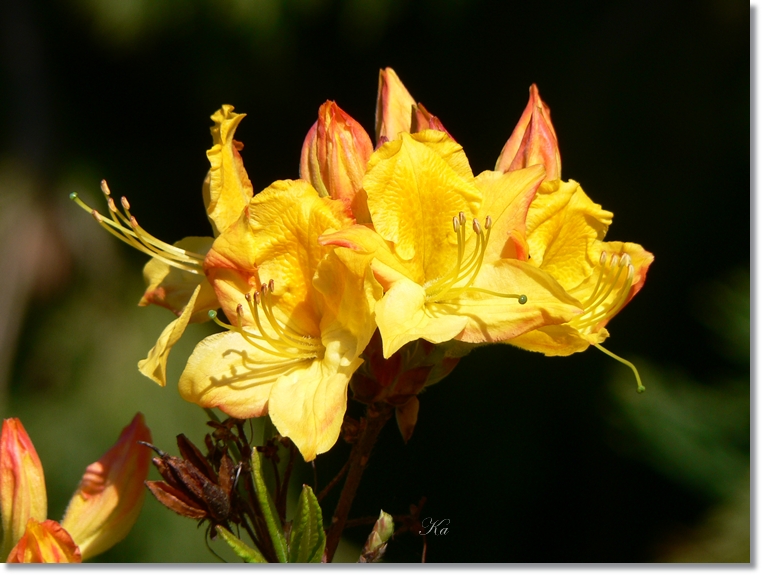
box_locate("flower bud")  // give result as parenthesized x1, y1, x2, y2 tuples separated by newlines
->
(0, 418, 47, 560)
(496, 84, 561, 181)
(300, 101, 373, 223)
(6, 518, 81, 563)
(60, 413, 152, 560)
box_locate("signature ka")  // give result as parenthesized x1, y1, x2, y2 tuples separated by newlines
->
(419, 517, 450, 536)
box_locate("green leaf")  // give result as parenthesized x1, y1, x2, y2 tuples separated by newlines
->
(216, 526, 268, 563)
(251, 448, 288, 562)
(288, 485, 326, 563)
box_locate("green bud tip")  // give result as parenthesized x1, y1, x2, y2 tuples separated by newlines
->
(69, 192, 78, 200)
(208, 310, 217, 319)
(518, 294, 528, 305)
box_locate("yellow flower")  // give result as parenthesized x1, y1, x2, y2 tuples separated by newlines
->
(1, 414, 152, 562)
(494, 84, 654, 386)
(322, 129, 582, 358)
(178, 179, 380, 461)
(70, 105, 253, 386)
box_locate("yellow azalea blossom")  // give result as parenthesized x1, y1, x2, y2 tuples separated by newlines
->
(322, 129, 583, 359)
(70, 105, 253, 386)
(179, 179, 380, 461)
(494, 85, 654, 381)
(1, 414, 151, 563)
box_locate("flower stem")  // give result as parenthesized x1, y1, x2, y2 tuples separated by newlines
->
(324, 403, 394, 562)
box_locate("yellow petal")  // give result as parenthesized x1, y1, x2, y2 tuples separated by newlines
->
(269, 348, 362, 462)
(204, 105, 254, 235)
(507, 325, 605, 356)
(6, 519, 81, 563)
(375, 67, 417, 143)
(525, 179, 613, 291)
(207, 179, 354, 336)
(375, 277, 469, 358)
(60, 414, 152, 560)
(178, 330, 303, 419)
(139, 236, 218, 323)
(138, 285, 201, 386)
(0, 419, 47, 559)
(437, 259, 583, 343)
(473, 165, 545, 262)
(364, 131, 481, 277)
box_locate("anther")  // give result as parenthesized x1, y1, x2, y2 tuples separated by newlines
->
(260, 283, 268, 296)
(236, 304, 244, 317)
(121, 196, 131, 211)
(107, 197, 117, 212)
(100, 180, 111, 196)
(91, 210, 103, 223)
(459, 211, 466, 225)
(484, 215, 493, 230)
(473, 218, 482, 234)
(130, 216, 139, 229)
(268, 279, 275, 293)
(453, 216, 460, 233)
(600, 251, 607, 265)
(254, 292, 261, 305)
(244, 293, 251, 302)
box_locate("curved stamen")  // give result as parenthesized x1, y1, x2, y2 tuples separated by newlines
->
(594, 343, 645, 393)
(425, 213, 527, 306)
(69, 180, 205, 274)
(573, 251, 634, 331)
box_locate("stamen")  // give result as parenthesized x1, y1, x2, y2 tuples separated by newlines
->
(208, 281, 322, 362)
(594, 344, 645, 393)
(572, 250, 635, 332)
(69, 184, 206, 274)
(424, 213, 526, 306)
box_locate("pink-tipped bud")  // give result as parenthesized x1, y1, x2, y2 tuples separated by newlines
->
(59, 413, 152, 561)
(496, 84, 561, 181)
(1, 418, 47, 560)
(300, 100, 373, 223)
(6, 518, 81, 563)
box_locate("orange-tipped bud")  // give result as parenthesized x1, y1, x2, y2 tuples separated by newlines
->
(496, 84, 561, 181)
(375, 68, 451, 144)
(60, 413, 152, 560)
(0, 418, 47, 560)
(6, 518, 81, 563)
(300, 100, 373, 223)
(375, 68, 417, 143)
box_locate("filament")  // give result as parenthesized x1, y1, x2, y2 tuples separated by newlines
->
(425, 213, 527, 306)
(594, 343, 645, 393)
(69, 180, 205, 274)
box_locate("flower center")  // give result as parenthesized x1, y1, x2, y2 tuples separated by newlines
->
(571, 250, 634, 332)
(69, 180, 205, 274)
(209, 279, 322, 362)
(424, 211, 527, 305)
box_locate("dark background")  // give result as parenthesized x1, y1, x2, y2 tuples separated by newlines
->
(0, 0, 749, 563)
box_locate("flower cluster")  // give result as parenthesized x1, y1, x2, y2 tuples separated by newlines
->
(0, 414, 151, 562)
(72, 68, 652, 463)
